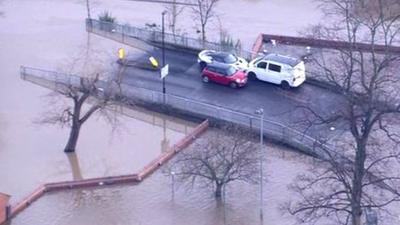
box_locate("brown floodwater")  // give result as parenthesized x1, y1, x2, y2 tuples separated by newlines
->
(0, 0, 198, 204)
(10, 147, 313, 225)
(2, 0, 398, 224)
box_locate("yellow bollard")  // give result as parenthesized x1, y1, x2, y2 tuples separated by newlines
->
(118, 48, 125, 60)
(149, 56, 159, 68)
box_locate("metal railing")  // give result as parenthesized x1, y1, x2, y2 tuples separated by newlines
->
(86, 19, 254, 60)
(20, 66, 333, 158)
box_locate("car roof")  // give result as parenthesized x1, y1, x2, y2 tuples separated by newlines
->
(209, 52, 233, 58)
(205, 62, 232, 70)
(263, 54, 301, 67)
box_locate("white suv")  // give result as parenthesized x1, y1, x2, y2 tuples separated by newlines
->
(246, 54, 306, 88)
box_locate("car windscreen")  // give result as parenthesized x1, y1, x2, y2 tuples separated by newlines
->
(224, 54, 237, 64)
(226, 66, 237, 76)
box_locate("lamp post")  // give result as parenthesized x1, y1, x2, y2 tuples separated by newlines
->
(162, 10, 167, 95)
(255, 108, 264, 220)
(170, 171, 175, 200)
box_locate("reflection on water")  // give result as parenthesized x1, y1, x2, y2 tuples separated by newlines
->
(161, 118, 170, 153)
(66, 153, 83, 181)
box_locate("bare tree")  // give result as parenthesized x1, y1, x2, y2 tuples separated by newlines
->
(287, 1, 400, 225)
(189, 0, 219, 42)
(164, 0, 185, 38)
(37, 44, 126, 153)
(169, 125, 260, 198)
(42, 72, 121, 153)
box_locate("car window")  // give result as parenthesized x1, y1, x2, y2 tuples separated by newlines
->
(206, 67, 216, 73)
(268, 63, 281, 73)
(226, 66, 237, 76)
(213, 56, 223, 62)
(216, 68, 226, 76)
(224, 54, 237, 64)
(257, 61, 267, 69)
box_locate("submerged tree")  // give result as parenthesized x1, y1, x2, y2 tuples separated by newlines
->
(169, 125, 260, 198)
(37, 47, 124, 153)
(287, 0, 400, 225)
(43, 73, 120, 152)
(190, 0, 219, 42)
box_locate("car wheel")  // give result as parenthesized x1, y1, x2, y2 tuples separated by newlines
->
(247, 72, 256, 81)
(199, 61, 207, 70)
(281, 81, 290, 90)
(229, 82, 238, 89)
(202, 76, 209, 83)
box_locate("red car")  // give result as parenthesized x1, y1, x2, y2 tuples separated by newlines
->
(201, 63, 248, 88)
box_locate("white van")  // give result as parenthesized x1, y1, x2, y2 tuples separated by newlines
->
(246, 54, 306, 89)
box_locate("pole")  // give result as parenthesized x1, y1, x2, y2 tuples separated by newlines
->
(171, 171, 175, 200)
(5, 205, 11, 220)
(162, 11, 166, 95)
(257, 108, 264, 221)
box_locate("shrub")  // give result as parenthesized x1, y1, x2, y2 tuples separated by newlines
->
(98, 11, 116, 23)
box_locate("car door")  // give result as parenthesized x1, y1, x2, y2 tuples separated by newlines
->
(254, 61, 271, 82)
(214, 68, 228, 85)
(266, 62, 282, 84)
(207, 66, 218, 82)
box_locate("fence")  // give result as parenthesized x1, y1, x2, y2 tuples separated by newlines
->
(20, 66, 333, 159)
(86, 19, 253, 60)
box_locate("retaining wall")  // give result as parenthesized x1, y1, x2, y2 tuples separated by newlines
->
(1, 119, 209, 225)
(260, 33, 400, 54)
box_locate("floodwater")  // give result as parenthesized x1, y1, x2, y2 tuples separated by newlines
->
(0, 0, 199, 204)
(11, 146, 312, 225)
(0, 0, 320, 223)
(2, 0, 391, 225)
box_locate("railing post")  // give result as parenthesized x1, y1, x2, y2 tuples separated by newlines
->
(121, 25, 125, 43)
(250, 117, 252, 130)
(281, 127, 286, 142)
(20, 66, 26, 80)
(5, 205, 11, 220)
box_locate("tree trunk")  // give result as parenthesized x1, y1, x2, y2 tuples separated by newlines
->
(351, 140, 367, 225)
(352, 214, 362, 225)
(64, 121, 81, 153)
(201, 24, 206, 43)
(215, 183, 223, 198)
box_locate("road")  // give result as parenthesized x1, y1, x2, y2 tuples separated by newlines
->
(121, 47, 346, 140)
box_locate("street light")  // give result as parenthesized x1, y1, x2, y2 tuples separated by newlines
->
(161, 10, 167, 95)
(255, 108, 264, 220)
